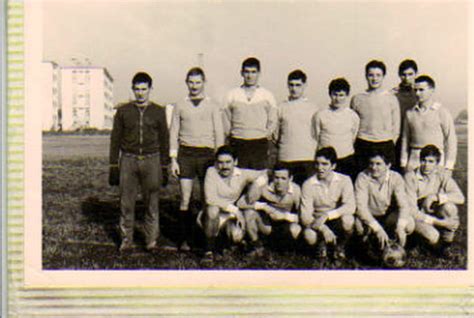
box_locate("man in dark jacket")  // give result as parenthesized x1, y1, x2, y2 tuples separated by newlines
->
(109, 72, 173, 252)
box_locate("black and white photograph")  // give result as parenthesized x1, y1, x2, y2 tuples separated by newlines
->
(35, 0, 469, 275)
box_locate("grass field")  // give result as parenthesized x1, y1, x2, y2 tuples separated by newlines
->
(42, 126, 468, 270)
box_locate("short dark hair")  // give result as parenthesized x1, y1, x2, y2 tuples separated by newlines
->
(365, 60, 386, 76)
(215, 145, 237, 160)
(420, 144, 442, 162)
(398, 59, 418, 75)
(241, 57, 260, 71)
(415, 75, 436, 89)
(315, 147, 338, 164)
(328, 78, 350, 95)
(368, 149, 391, 165)
(272, 162, 292, 176)
(132, 72, 153, 87)
(186, 67, 206, 81)
(288, 69, 307, 83)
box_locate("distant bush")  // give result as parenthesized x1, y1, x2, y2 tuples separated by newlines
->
(43, 128, 112, 136)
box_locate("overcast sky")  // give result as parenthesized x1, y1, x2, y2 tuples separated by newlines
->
(43, 0, 468, 117)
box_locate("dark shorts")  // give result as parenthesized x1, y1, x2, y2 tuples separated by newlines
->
(230, 137, 269, 170)
(177, 146, 214, 180)
(278, 160, 314, 186)
(369, 209, 399, 237)
(336, 154, 357, 181)
(354, 138, 396, 173)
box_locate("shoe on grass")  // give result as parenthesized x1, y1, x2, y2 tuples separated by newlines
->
(179, 240, 191, 252)
(200, 251, 214, 268)
(149, 236, 178, 252)
(315, 241, 327, 259)
(247, 240, 265, 258)
(119, 239, 134, 252)
(333, 244, 346, 260)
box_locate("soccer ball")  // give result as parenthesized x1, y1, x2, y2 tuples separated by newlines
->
(382, 242, 407, 268)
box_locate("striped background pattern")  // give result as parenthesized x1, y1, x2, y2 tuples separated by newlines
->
(4, 1, 474, 316)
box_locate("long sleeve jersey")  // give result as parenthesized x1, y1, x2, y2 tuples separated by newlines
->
(109, 102, 170, 165)
(204, 166, 265, 211)
(355, 169, 411, 226)
(300, 172, 356, 227)
(169, 96, 224, 157)
(401, 102, 457, 169)
(404, 167, 465, 221)
(275, 98, 319, 162)
(312, 106, 360, 159)
(350, 90, 400, 143)
(223, 86, 278, 140)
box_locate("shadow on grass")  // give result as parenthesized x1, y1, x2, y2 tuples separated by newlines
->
(81, 196, 207, 250)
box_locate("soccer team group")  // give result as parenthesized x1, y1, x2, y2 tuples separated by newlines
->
(108, 57, 464, 268)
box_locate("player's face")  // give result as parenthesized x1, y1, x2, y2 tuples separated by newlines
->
(272, 169, 291, 194)
(132, 82, 151, 105)
(241, 66, 260, 87)
(368, 156, 390, 179)
(399, 68, 417, 87)
(186, 74, 205, 97)
(288, 79, 306, 100)
(366, 68, 385, 90)
(315, 156, 335, 180)
(414, 82, 434, 104)
(330, 90, 348, 108)
(420, 156, 439, 175)
(216, 154, 236, 178)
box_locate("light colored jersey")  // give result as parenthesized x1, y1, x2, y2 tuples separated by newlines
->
(204, 166, 264, 211)
(401, 102, 457, 169)
(169, 96, 224, 157)
(350, 90, 400, 143)
(355, 169, 410, 224)
(223, 86, 277, 140)
(312, 106, 360, 159)
(300, 172, 355, 227)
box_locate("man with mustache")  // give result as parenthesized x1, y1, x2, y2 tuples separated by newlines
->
(169, 67, 224, 251)
(198, 145, 266, 266)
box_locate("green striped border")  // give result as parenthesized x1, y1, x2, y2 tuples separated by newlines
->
(5, 0, 474, 317)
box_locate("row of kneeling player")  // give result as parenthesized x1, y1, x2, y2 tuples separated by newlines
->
(197, 144, 464, 267)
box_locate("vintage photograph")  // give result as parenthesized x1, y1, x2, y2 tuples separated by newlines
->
(39, 0, 468, 271)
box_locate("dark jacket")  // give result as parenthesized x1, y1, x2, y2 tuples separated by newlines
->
(109, 102, 170, 165)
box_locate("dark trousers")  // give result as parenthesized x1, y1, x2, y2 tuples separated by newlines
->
(119, 153, 162, 245)
(336, 154, 357, 181)
(354, 138, 396, 174)
(230, 137, 269, 170)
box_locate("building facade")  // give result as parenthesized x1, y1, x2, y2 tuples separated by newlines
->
(41, 61, 61, 131)
(42, 62, 114, 131)
(60, 66, 114, 130)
